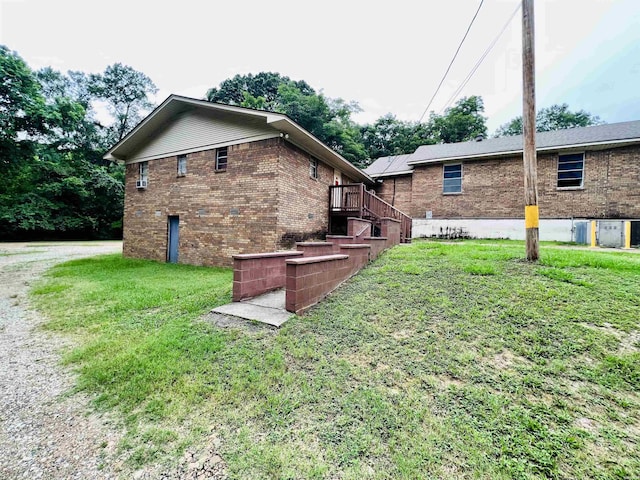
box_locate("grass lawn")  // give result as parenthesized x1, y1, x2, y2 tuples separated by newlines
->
(32, 243, 640, 479)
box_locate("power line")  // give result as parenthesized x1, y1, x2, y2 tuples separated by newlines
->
(417, 0, 485, 123)
(439, 2, 521, 114)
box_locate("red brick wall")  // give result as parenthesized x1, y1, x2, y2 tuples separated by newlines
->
(408, 145, 640, 219)
(275, 142, 333, 247)
(123, 138, 349, 267)
(373, 174, 413, 215)
(124, 138, 281, 267)
(232, 251, 303, 301)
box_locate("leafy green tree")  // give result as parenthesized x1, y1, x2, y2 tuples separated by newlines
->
(0, 48, 129, 240)
(206, 72, 367, 164)
(206, 72, 314, 109)
(495, 104, 603, 137)
(360, 115, 436, 165)
(89, 63, 157, 144)
(0, 45, 47, 169)
(428, 96, 487, 143)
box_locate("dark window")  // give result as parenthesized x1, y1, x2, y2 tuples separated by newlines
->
(309, 158, 318, 179)
(443, 163, 462, 193)
(216, 147, 228, 171)
(177, 154, 187, 176)
(557, 153, 584, 188)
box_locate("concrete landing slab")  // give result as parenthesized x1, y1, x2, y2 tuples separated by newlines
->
(211, 289, 292, 327)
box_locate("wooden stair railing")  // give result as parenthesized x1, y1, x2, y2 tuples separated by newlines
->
(329, 184, 412, 242)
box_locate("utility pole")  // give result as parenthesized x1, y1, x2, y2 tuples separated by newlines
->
(522, 0, 539, 261)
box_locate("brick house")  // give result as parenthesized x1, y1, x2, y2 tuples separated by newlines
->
(365, 121, 640, 245)
(104, 95, 377, 267)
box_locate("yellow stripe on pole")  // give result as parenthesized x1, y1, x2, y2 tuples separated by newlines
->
(524, 205, 539, 229)
(590, 220, 597, 248)
(625, 221, 631, 249)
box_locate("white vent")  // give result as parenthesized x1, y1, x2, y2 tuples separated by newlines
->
(136, 179, 148, 189)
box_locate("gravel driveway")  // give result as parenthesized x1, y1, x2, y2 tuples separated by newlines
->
(0, 242, 229, 480)
(0, 242, 125, 479)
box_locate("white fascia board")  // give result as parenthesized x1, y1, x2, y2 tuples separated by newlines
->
(407, 138, 640, 165)
(104, 95, 178, 160)
(269, 117, 373, 184)
(369, 170, 414, 178)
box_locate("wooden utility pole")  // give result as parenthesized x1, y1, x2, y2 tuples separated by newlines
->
(522, 0, 539, 261)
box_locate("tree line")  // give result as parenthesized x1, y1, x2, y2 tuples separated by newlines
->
(0, 47, 602, 240)
(0, 46, 156, 240)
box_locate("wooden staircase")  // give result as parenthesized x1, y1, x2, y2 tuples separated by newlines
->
(329, 184, 412, 243)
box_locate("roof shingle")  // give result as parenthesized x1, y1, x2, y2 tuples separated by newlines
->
(364, 120, 640, 177)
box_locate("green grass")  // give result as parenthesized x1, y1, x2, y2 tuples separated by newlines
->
(32, 244, 640, 478)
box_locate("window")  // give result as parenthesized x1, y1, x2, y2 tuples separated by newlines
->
(137, 161, 149, 188)
(216, 147, 228, 171)
(139, 161, 148, 182)
(309, 158, 318, 179)
(443, 163, 462, 193)
(557, 153, 584, 188)
(177, 154, 187, 176)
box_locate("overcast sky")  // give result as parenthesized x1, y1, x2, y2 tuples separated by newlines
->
(1, 0, 638, 133)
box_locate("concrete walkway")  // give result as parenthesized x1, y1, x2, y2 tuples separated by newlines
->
(211, 289, 293, 327)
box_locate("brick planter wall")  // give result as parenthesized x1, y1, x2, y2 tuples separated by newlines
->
(347, 218, 372, 241)
(233, 218, 403, 316)
(285, 254, 350, 313)
(363, 237, 387, 260)
(296, 242, 335, 257)
(338, 244, 371, 275)
(232, 251, 303, 301)
(326, 235, 356, 253)
(380, 218, 401, 247)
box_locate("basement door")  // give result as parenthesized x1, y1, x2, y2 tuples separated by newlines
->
(167, 216, 179, 263)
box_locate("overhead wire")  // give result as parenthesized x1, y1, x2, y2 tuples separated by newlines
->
(372, 0, 515, 178)
(438, 2, 522, 114)
(417, 0, 485, 123)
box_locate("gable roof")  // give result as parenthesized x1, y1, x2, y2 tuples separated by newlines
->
(364, 120, 640, 177)
(104, 95, 372, 184)
(409, 120, 640, 165)
(363, 153, 414, 178)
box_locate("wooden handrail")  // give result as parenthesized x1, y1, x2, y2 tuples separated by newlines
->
(329, 184, 412, 242)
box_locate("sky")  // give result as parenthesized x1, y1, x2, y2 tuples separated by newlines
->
(1, 0, 639, 133)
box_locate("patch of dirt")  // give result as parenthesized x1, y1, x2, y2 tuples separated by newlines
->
(203, 312, 274, 333)
(619, 330, 640, 354)
(390, 329, 412, 340)
(135, 434, 228, 480)
(434, 375, 464, 389)
(485, 349, 532, 371)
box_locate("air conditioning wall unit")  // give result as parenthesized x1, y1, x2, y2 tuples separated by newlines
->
(136, 179, 148, 189)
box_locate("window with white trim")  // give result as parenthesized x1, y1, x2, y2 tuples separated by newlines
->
(557, 153, 584, 188)
(216, 147, 228, 171)
(177, 154, 187, 176)
(309, 158, 318, 179)
(443, 163, 462, 193)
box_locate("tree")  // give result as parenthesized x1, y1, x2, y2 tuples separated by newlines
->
(206, 72, 367, 165)
(206, 72, 314, 110)
(495, 104, 603, 137)
(89, 63, 157, 144)
(359, 115, 435, 165)
(0, 45, 46, 169)
(0, 49, 129, 240)
(428, 96, 487, 144)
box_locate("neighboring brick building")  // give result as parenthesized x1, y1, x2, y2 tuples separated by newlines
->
(365, 121, 640, 242)
(105, 95, 370, 267)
